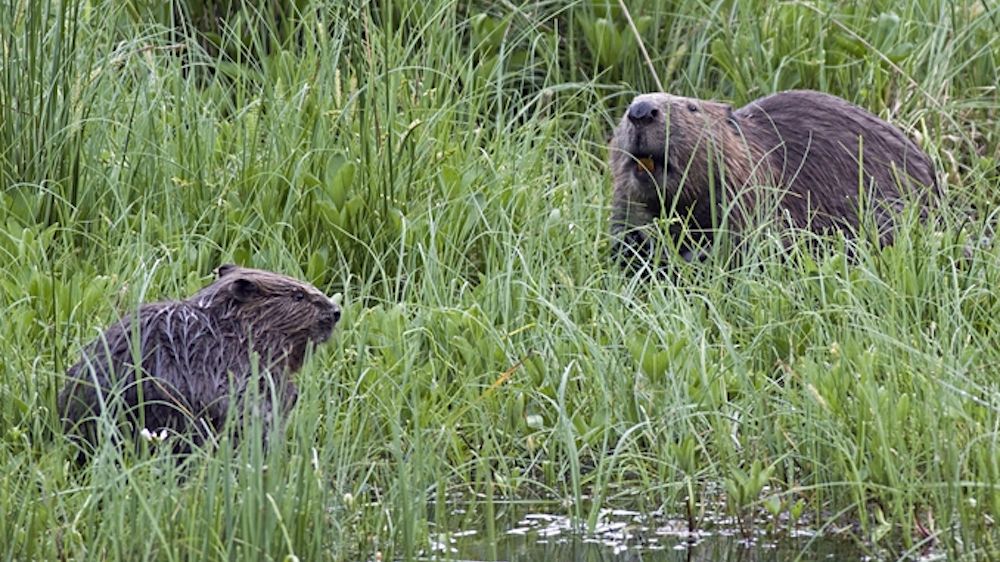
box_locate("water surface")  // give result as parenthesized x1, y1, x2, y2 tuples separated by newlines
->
(425, 507, 872, 561)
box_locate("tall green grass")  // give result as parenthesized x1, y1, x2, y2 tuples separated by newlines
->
(2, 0, 998, 560)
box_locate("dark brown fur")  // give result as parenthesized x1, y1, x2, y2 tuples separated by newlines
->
(609, 89, 938, 266)
(57, 265, 341, 456)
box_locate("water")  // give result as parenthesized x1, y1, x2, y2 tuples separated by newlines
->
(422, 506, 873, 562)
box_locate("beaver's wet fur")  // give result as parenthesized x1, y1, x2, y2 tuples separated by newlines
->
(58, 265, 341, 457)
(609, 89, 938, 266)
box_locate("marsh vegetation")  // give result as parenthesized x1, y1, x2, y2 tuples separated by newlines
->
(1, 0, 998, 560)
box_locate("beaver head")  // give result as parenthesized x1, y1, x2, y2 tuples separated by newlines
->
(191, 264, 342, 373)
(610, 93, 748, 265)
(610, 93, 741, 207)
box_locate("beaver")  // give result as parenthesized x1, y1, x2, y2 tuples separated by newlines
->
(609, 89, 939, 266)
(58, 264, 341, 457)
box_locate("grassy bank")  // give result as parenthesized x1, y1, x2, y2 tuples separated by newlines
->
(2, 0, 998, 560)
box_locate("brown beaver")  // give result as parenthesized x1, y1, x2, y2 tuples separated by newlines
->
(57, 264, 341, 457)
(609, 89, 939, 266)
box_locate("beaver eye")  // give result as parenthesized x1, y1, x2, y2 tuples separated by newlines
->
(293, 290, 306, 301)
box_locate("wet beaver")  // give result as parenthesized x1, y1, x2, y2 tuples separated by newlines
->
(609, 89, 938, 266)
(58, 264, 341, 456)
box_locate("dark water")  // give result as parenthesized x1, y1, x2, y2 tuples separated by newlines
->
(423, 508, 874, 562)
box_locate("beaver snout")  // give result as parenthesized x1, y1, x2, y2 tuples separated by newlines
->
(627, 100, 659, 124)
(314, 301, 341, 341)
(320, 300, 340, 334)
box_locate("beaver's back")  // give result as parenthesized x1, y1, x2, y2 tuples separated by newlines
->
(734, 90, 938, 237)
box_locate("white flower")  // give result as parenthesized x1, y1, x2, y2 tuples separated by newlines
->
(140, 428, 168, 443)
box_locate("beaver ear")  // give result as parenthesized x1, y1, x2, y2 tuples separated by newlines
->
(230, 277, 259, 302)
(216, 264, 240, 278)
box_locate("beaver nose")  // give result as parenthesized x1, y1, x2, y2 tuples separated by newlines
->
(627, 100, 659, 124)
(331, 304, 342, 324)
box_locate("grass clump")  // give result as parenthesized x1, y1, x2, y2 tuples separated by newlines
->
(1, 0, 998, 560)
